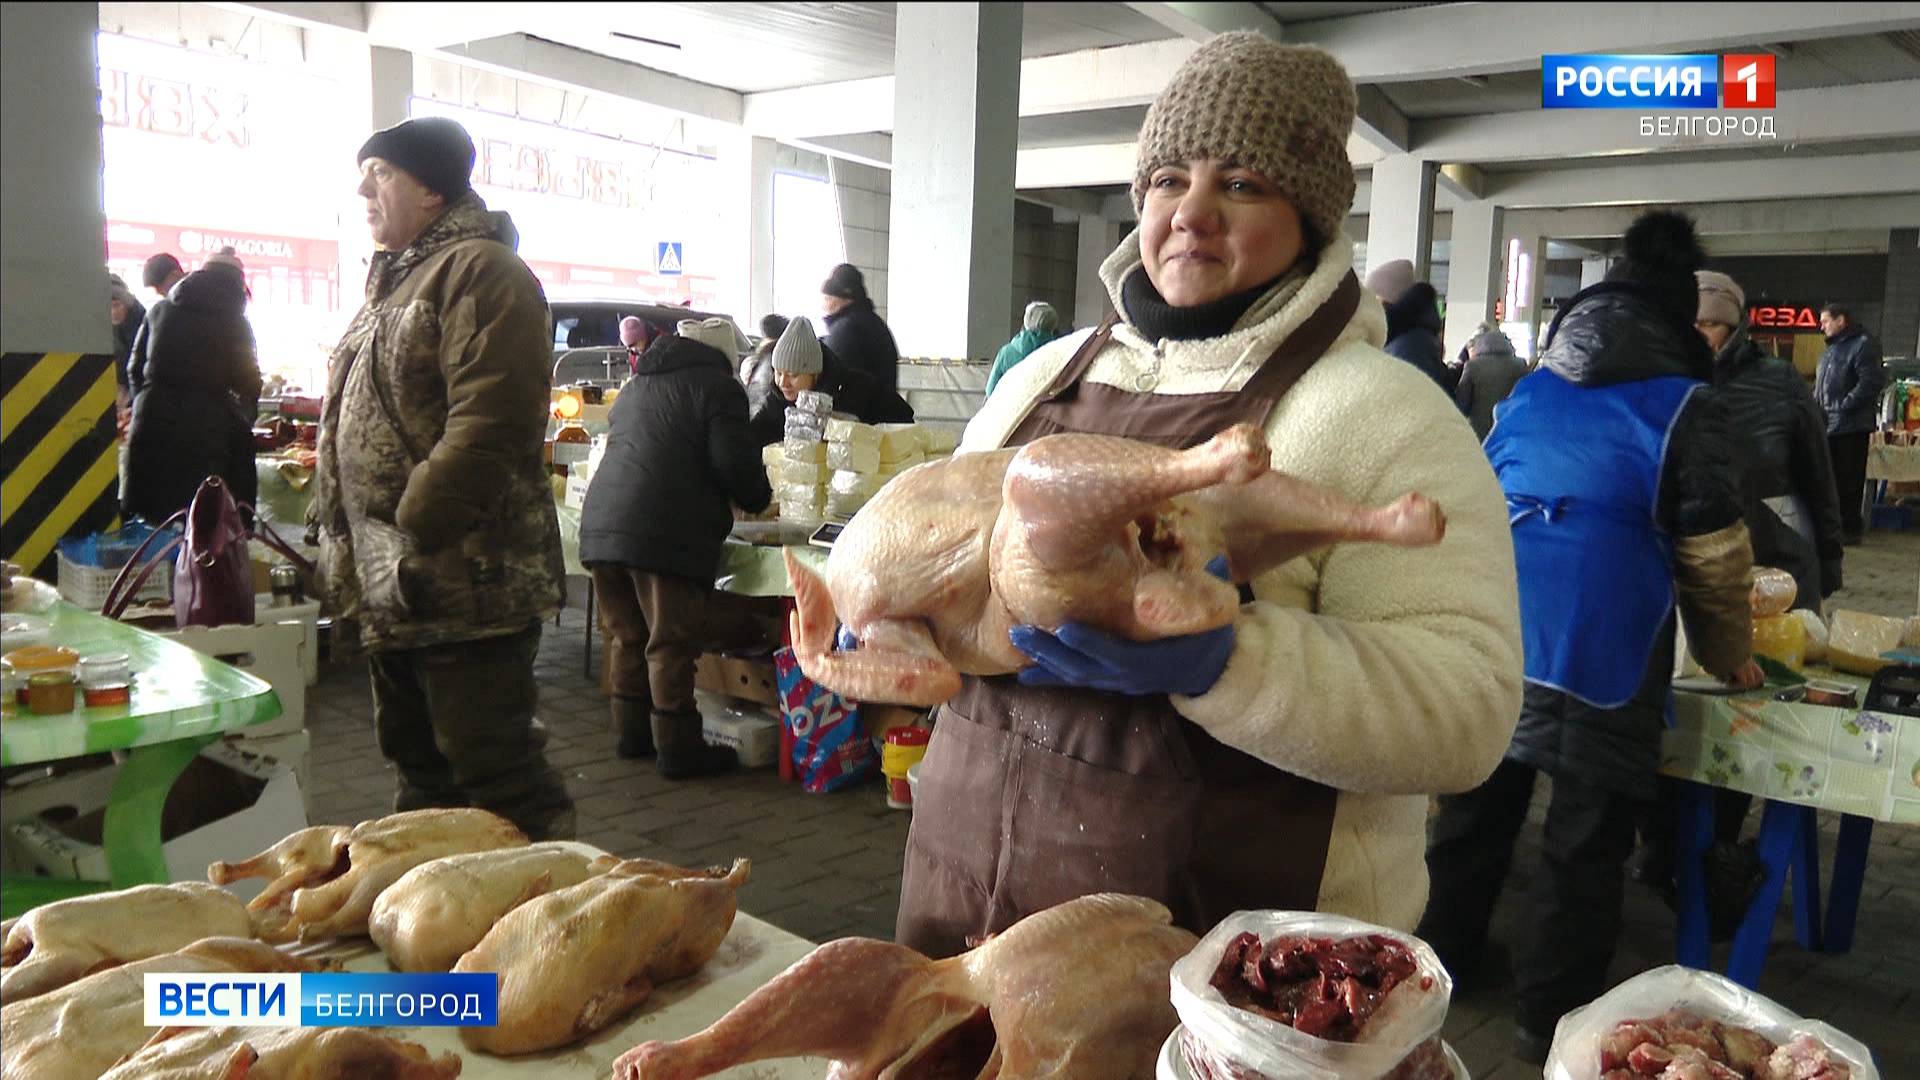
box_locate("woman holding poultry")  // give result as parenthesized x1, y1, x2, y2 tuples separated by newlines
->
(895, 32, 1524, 957)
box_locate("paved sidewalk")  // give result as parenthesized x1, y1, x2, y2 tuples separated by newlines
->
(305, 529, 1920, 1078)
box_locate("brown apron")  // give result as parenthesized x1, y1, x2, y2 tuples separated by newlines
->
(897, 272, 1364, 958)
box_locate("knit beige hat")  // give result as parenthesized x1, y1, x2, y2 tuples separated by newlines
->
(1695, 270, 1744, 328)
(1132, 31, 1357, 245)
(677, 317, 736, 358)
(771, 317, 824, 375)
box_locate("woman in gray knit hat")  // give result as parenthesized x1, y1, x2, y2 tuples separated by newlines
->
(899, 31, 1522, 976)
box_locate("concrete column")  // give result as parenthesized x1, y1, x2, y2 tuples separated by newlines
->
(1517, 232, 1550, 361)
(716, 132, 775, 326)
(1580, 255, 1609, 290)
(1074, 216, 1117, 330)
(887, 2, 1021, 359)
(1364, 155, 1438, 284)
(1882, 227, 1919, 359)
(370, 46, 413, 131)
(1, 3, 109, 353)
(1441, 200, 1504, 359)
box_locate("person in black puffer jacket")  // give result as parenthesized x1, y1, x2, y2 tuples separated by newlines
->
(1366, 259, 1456, 393)
(1696, 271, 1845, 607)
(1418, 211, 1760, 1061)
(578, 319, 778, 778)
(123, 252, 261, 522)
(820, 263, 902, 394)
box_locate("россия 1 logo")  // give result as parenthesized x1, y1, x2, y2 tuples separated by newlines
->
(1542, 54, 1721, 109)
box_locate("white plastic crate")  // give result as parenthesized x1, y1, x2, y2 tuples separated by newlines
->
(702, 710, 779, 768)
(57, 550, 171, 611)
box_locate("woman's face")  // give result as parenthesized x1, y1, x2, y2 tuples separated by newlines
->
(1140, 160, 1306, 307)
(1695, 320, 1733, 352)
(775, 369, 818, 401)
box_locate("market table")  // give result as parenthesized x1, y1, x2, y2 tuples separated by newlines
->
(1662, 667, 1914, 987)
(1, 602, 281, 890)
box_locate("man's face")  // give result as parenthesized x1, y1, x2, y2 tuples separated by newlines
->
(1818, 311, 1846, 337)
(109, 297, 130, 326)
(357, 157, 444, 251)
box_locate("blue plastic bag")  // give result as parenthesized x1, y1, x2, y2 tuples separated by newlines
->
(772, 646, 877, 794)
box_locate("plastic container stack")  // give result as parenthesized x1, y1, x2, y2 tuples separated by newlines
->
(773, 390, 835, 524)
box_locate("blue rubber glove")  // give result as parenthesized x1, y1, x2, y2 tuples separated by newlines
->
(1009, 555, 1237, 697)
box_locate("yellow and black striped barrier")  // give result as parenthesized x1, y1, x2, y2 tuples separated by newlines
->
(1, 351, 120, 579)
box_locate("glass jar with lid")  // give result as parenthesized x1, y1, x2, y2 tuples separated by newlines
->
(78, 652, 132, 708)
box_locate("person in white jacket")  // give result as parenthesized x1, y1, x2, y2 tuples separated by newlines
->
(896, 32, 1524, 960)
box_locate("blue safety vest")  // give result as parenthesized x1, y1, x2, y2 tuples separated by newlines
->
(1486, 369, 1700, 708)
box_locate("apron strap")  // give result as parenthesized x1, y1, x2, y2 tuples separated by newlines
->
(1035, 310, 1121, 402)
(1234, 270, 1364, 420)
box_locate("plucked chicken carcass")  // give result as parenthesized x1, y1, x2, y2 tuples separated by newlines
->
(208, 808, 527, 943)
(1, 882, 252, 1003)
(370, 842, 602, 971)
(614, 892, 1199, 1080)
(1, 937, 317, 1080)
(97, 1025, 462, 1079)
(786, 423, 1446, 706)
(456, 857, 750, 1056)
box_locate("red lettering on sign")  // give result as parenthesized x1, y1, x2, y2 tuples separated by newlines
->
(1748, 305, 1820, 330)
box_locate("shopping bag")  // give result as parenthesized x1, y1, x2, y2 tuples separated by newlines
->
(772, 646, 877, 793)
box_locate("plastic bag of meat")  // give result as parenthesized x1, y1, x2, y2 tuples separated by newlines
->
(1545, 965, 1879, 1080)
(1169, 912, 1455, 1080)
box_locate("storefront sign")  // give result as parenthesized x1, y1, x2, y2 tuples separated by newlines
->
(1749, 305, 1821, 330)
(99, 66, 251, 147)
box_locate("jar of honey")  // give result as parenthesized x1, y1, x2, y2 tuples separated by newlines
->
(79, 652, 132, 709)
(25, 671, 76, 715)
(3, 645, 79, 707)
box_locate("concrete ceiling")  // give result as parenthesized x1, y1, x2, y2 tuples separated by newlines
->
(535, 2, 1177, 94)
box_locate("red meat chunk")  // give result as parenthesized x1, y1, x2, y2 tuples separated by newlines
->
(1208, 933, 1421, 1041)
(1604, 1023, 1665, 1070)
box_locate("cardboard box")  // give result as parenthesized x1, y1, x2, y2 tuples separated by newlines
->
(0, 759, 119, 876)
(162, 621, 307, 738)
(694, 653, 779, 707)
(862, 704, 933, 743)
(6, 739, 307, 902)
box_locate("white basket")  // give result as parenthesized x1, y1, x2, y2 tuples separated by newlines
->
(57, 551, 171, 612)
(702, 711, 779, 768)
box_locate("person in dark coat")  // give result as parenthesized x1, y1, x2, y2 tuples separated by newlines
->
(1366, 260, 1455, 392)
(578, 318, 777, 777)
(1416, 210, 1761, 1062)
(742, 312, 788, 408)
(107, 274, 145, 423)
(1812, 303, 1885, 544)
(1453, 328, 1528, 441)
(820, 263, 901, 394)
(1697, 271, 1844, 607)
(142, 252, 186, 299)
(123, 251, 261, 523)
(747, 317, 914, 447)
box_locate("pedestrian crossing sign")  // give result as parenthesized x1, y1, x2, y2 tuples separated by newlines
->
(656, 241, 683, 276)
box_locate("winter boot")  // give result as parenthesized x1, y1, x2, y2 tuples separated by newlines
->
(651, 708, 737, 780)
(612, 696, 654, 759)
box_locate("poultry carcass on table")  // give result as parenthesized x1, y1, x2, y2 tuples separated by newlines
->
(1, 882, 252, 1003)
(614, 892, 1199, 1080)
(369, 842, 602, 971)
(208, 808, 527, 943)
(1, 937, 320, 1080)
(785, 423, 1446, 707)
(455, 857, 750, 1056)
(98, 1025, 462, 1080)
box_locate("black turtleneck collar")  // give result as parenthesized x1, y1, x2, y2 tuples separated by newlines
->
(1121, 268, 1282, 342)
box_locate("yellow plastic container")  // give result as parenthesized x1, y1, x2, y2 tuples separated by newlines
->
(1751, 613, 1807, 671)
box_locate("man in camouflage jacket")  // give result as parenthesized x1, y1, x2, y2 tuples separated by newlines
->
(312, 117, 573, 840)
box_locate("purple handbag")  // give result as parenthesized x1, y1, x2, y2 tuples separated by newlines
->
(102, 476, 311, 627)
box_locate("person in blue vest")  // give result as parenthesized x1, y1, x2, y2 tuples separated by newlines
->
(1415, 210, 1763, 1063)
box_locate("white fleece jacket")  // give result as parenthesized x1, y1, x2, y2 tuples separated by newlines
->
(963, 231, 1524, 931)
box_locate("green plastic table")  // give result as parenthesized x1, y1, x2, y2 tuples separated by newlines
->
(2, 602, 281, 890)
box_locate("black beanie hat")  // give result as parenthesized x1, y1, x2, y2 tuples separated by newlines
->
(821, 263, 867, 301)
(357, 117, 476, 201)
(1606, 209, 1706, 327)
